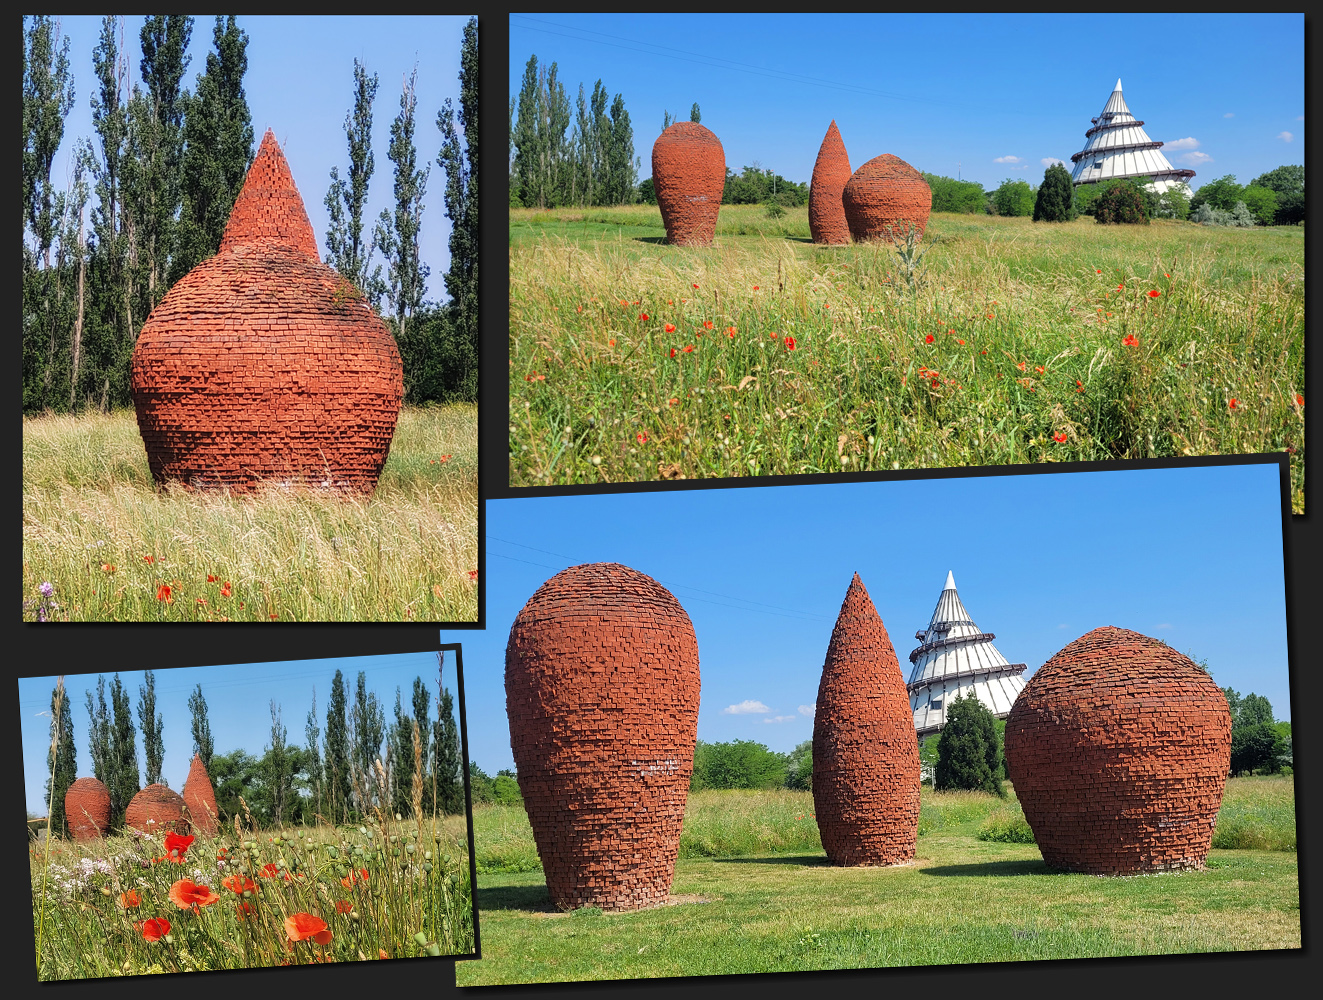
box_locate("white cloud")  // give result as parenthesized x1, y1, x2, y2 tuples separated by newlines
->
(993, 155, 1023, 164)
(1155, 623, 1173, 630)
(1164, 137, 1199, 151)
(1057, 623, 1070, 629)
(798, 704, 815, 716)
(1180, 151, 1213, 166)
(763, 716, 797, 724)
(1278, 131, 1294, 142)
(1040, 157, 1066, 168)
(1224, 112, 1234, 118)
(723, 700, 770, 715)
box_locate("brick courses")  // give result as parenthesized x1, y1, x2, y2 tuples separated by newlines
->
(842, 153, 932, 243)
(1004, 626, 1232, 875)
(131, 129, 403, 494)
(65, 776, 111, 841)
(652, 122, 726, 247)
(125, 783, 192, 837)
(506, 562, 700, 911)
(813, 573, 921, 865)
(182, 754, 220, 837)
(809, 120, 853, 245)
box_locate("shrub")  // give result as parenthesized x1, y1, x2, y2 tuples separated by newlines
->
(1228, 201, 1257, 227)
(934, 692, 1005, 797)
(1156, 186, 1191, 221)
(1094, 180, 1150, 224)
(1192, 202, 1231, 226)
(763, 200, 786, 219)
(784, 740, 812, 791)
(637, 177, 656, 205)
(991, 178, 1035, 217)
(1032, 163, 1076, 222)
(1189, 174, 1245, 214)
(1239, 186, 1278, 227)
(923, 173, 987, 214)
(491, 774, 523, 806)
(1073, 182, 1102, 216)
(691, 739, 788, 790)
(975, 810, 1036, 843)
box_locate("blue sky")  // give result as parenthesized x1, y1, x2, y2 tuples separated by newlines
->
(30, 15, 470, 302)
(19, 650, 458, 816)
(452, 461, 1290, 775)
(510, 13, 1303, 194)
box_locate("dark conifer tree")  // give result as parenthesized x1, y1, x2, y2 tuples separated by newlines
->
(1033, 162, 1076, 222)
(389, 687, 414, 817)
(933, 692, 1004, 797)
(325, 669, 351, 821)
(690, 103, 701, 123)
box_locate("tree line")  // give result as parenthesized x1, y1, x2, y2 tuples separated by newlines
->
(21, 15, 478, 418)
(43, 657, 464, 838)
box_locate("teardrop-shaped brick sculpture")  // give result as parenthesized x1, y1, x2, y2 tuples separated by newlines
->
(652, 122, 726, 246)
(126, 783, 191, 837)
(65, 776, 112, 841)
(809, 120, 852, 244)
(813, 573, 921, 865)
(1004, 626, 1232, 875)
(506, 562, 701, 911)
(131, 128, 403, 493)
(182, 754, 220, 837)
(842, 154, 932, 243)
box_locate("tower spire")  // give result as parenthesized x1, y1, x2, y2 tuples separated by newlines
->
(1068, 78, 1195, 196)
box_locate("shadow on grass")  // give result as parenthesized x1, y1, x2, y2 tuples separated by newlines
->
(476, 883, 559, 913)
(634, 236, 669, 245)
(920, 859, 1053, 878)
(707, 854, 832, 867)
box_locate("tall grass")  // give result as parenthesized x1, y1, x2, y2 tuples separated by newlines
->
(509, 206, 1304, 512)
(22, 404, 477, 621)
(1210, 774, 1297, 851)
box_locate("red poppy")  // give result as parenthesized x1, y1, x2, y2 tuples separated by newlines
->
(692, 283, 699, 289)
(467, 570, 478, 580)
(1034, 366, 1044, 374)
(1228, 398, 1239, 410)
(668, 397, 679, 406)
(636, 431, 648, 444)
(207, 574, 218, 583)
(925, 333, 935, 344)
(222, 874, 258, 896)
(986, 313, 994, 319)
(1096, 269, 1102, 274)
(1147, 289, 1161, 298)
(140, 917, 171, 942)
(608, 338, 615, 347)
(118, 890, 140, 909)
(1117, 284, 1124, 291)
(1165, 273, 1171, 278)
(784, 336, 796, 350)
(196, 597, 207, 606)
(980, 350, 987, 355)
(957, 339, 965, 345)
(668, 348, 677, 358)
(164, 831, 194, 862)
(168, 878, 219, 910)
(236, 901, 255, 920)
(1296, 394, 1304, 407)
(336, 899, 354, 914)
(259, 863, 282, 878)
(156, 584, 172, 603)
(1053, 432, 1068, 443)
(618, 299, 627, 307)
(1016, 362, 1026, 371)
(221, 582, 232, 598)
(379, 949, 389, 960)
(1076, 380, 1085, 393)
(143, 555, 155, 564)
(683, 344, 694, 353)
(639, 313, 649, 322)
(703, 321, 714, 330)
(664, 323, 676, 333)
(667, 300, 673, 305)
(285, 912, 333, 945)
(102, 564, 116, 573)
(752, 285, 759, 291)
(726, 326, 736, 337)
(1122, 334, 1138, 347)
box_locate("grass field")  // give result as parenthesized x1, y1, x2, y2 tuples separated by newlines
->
(458, 777, 1299, 985)
(21, 404, 477, 621)
(30, 812, 474, 979)
(509, 206, 1304, 512)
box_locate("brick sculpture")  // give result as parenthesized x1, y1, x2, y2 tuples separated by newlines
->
(813, 573, 921, 865)
(131, 128, 403, 494)
(182, 754, 220, 837)
(126, 783, 191, 837)
(65, 776, 111, 841)
(1004, 626, 1233, 875)
(842, 153, 932, 242)
(652, 122, 726, 246)
(809, 120, 853, 244)
(506, 562, 701, 911)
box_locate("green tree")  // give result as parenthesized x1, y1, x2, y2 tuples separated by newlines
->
(923, 173, 986, 214)
(188, 683, 213, 774)
(435, 676, 464, 815)
(137, 670, 164, 786)
(351, 672, 386, 812)
(85, 676, 111, 786)
(690, 103, 701, 123)
(46, 679, 77, 839)
(23, 15, 75, 269)
(376, 65, 430, 357)
(691, 740, 787, 790)
(1093, 179, 1150, 225)
(1032, 163, 1075, 222)
(1238, 185, 1278, 227)
(389, 687, 415, 818)
(1189, 174, 1244, 214)
(933, 692, 1004, 797)
(109, 674, 140, 827)
(1230, 724, 1279, 776)
(637, 177, 656, 204)
(606, 93, 637, 205)
(918, 733, 940, 784)
(467, 761, 493, 805)
(305, 687, 323, 821)
(325, 58, 384, 307)
(266, 701, 291, 826)
(785, 740, 812, 790)
(991, 178, 1035, 217)
(411, 677, 432, 811)
(492, 773, 523, 806)
(210, 749, 260, 825)
(1156, 185, 1190, 221)
(325, 669, 351, 821)
(1251, 165, 1304, 225)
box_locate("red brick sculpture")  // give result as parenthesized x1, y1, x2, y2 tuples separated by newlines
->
(506, 562, 701, 911)
(1004, 626, 1233, 875)
(65, 776, 111, 841)
(182, 754, 220, 837)
(809, 120, 852, 245)
(813, 573, 921, 865)
(652, 122, 726, 246)
(126, 783, 191, 837)
(131, 128, 403, 494)
(842, 153, 932, 242)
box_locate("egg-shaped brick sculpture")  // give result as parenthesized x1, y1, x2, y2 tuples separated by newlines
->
(131, 128, 403, 493)
(652, 122, 726, 247)
(65, 776, 112, 841)
(1004, 626, 1233, 875)
(506, 562, 701, 911)
(809, 120, 853, 244)
(182, 754, 220, 837)
(813, 573, 921, 865)
(842, 153, 932, 243)
(126, 783, 192, 837)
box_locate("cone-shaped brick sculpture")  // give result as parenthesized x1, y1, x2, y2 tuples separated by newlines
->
(182, 754, 220, 837)
(809, 120, 852, 244)
(842, 154, 932, 243)
(65, 777, 111, 841)
(131, 128, 403, 493)
(652, 122, 726, 246)
(506, 562, 701, 911)
(1004, 626, 1232, 875)
(813, 573, 921, 865)
(126, 783, 191, 836)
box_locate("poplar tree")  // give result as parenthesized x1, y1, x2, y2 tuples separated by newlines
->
(266, 701, 290, 827)
(607, 94, 637, 205)
(305, 687, 323, 820)
(85, 676, 111, 785)
(433, 653, 463, 815)
(376, 65, 430, 348)
(46, 679, 77, 839)
(137, 670, 164, 786)
(389, 688, 414, 817)
(351, 672, 386, 811)
(325, 670, 351, 821)
(109, 674, 140, 825)
(325, 59, 384, 308)
(690, 103, 701, 123)
(411, 676, 432, 810)
(188, 683, 213, 774)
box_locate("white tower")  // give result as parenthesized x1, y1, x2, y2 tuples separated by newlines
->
(1070, 79, 1195, 196)
(907, 572, 1027, 738)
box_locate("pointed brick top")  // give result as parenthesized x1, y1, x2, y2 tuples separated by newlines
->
(809, 120, 852, 245)
(839, 572, 880, 622)
(219, 128, 320, 260)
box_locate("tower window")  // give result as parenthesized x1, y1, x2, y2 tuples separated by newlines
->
(930, 698, 943, 710)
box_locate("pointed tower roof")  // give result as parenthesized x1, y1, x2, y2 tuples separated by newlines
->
(1069, 79, 1195, 194)
(219, 129, 320, 259)
(907, 572, 1027, 737)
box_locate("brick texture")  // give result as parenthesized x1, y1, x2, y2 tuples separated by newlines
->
(842, 154, 932, 243)
(130, 129, 403, 494)
(506, 562, 701, 911)
(65, 776, 111, 841)
(809, 120, 853, 245)
(126, 783, 192, 836)
(813, 573, 921, 865)
(182, 754, 220, 837)
(652, 122, 726, 247)
(1004, 626, 1233, 875)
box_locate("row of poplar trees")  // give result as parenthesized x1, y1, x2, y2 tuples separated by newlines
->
(21, 14, 479, 417)
(509, 54, 638, 209)
(44, 658, 465, 838)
